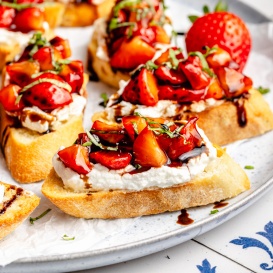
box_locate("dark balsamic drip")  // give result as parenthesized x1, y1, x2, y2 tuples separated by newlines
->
(234, 98, 247, 127)
(176, 144, 206, 164)
(128, 167, 151, 175)
(177, 209, 194, 225)
(213, 201, 229, 209)
(0, 187, 24, 215)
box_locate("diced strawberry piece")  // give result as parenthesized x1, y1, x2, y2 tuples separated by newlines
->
(50, 36, 71, 59)
(179, 56, 211, 90)
(154, 65, 186, 85)
(205, 78, 224, 99)
(58, 145, 92, 175)
(32, 47, 62, 71)
(76, 133, 90, 146)
(122, 76, 141, 104)
(133, 126, 167, 167)
(206, 47, 232, 69)
(89, 151, 132, 170)
(0, 6, 15, 28)
(215, 67, 253, 98)
(181, 117, 203, 146)
(138, 68, 159, 106)
(91, 120, 125, 144)
(151, 25, 170, 44)
(12, 7, 45, 33)
(158, 85, 205, 102)
(16, 0, 43, 3)
(133, 27, 156, 45)
(110, 36, 156, 70)
(6, 61, 40, 87)
(0, 84, 25, 111)
(59, 60, 84, 93)
(154, 47, 184, 66)
(122, 115, 147, 140)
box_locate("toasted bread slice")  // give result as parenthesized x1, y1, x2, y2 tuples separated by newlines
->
(42, 147, 250, 219)
(0, 107, 84, 183)
(60, 0, 115, 27)
(93, 89, 273, 146)
(0, 181, 40, 240)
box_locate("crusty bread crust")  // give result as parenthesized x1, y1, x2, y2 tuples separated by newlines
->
(0, 106, 84, 183)
(0, 181, 40, 240)
(42, 147, 250, 219)
(61, 0, 115, 27)
(93, 89, 273, 146)
(43, 2, 66, 28)
(88, 25, 131, 88)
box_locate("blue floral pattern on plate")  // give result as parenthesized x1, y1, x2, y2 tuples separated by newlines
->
(197, 259, 216, 273)
(230, 221, 273, 270)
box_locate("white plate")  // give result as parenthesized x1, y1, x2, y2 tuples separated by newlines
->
(1, 1, 273, 272)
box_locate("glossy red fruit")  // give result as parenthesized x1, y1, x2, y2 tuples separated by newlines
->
(122, 115, 147, 140)
(12, 7, 45, 33)
(133, 126, 167, 167)
(0, 6, 15, 28)
(58, 145, 92, 175)
(185, 12, 251, 71)
(89, 151, 132, 170)
(50, 36, 71, 59)
(0, 84, 25, 111)
(122, 76, 140, 104)
(154, 65, 186, 85)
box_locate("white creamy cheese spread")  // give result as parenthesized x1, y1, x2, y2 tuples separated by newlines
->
(0, 185, 4, 204)
(0, 29, 32, 47)
(17, 93, 86, 133)
(53, 128, 217, 192)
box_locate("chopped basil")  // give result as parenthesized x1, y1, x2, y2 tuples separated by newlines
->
(244, 165, 254, 170)
(62, 234, 75, 241)
(145, 60, 158, 70)
(86, 130, 118, 151)
(257, 86, 270, 95)
(210, 209, 219, 215)
(29, 209, 51, 224)
(0, 1, 32, 10)
(100, 93, 109, 107)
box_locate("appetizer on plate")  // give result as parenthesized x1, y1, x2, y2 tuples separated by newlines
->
(0, 181, 40, 240)
(0, 33, 87, 183)
(60, 0, 115, 27)
(0, 0, 64, 70)
(42, 116, 250, 219)
(88, 0, 172, 88)
(93, 46, 273, 145)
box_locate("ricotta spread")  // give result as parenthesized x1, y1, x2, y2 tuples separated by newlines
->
(14, 93, 86, 133)
(53, 128, 218, 192)
(0, 29, 32, 47)
(0, 185, 4, 204)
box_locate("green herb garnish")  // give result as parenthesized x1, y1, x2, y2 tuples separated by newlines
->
(244, 165, 254, 170)
(257, 86, 270, 95)
(100, 93, 109, 107)
(30, 209, 51, 224)
(210, 209, 219, 215)
(86, 130, 118, 151)
(62, 234, 75, 241)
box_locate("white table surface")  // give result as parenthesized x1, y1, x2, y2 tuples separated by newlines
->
(77, 1, 273, 273)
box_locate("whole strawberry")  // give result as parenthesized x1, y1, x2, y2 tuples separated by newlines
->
(185, 2, 251, 72)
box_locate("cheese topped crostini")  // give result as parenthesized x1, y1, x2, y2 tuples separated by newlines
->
(88, 0, 173, 88)
(0, 32, 87, 183)
(42, 116, 250, 219)
(93, 46, 273, 145)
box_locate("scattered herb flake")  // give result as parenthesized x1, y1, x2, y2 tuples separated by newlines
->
(210, 209, 219, 215)
(244, 165, 254, 170)
(30, 209, 51, 224)
(100, 93, 109, 107)
(257, 86, 270, 95)
(62, 234, 75, 241)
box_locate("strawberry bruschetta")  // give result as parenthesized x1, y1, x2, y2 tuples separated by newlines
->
(42, 116, 250, 219)
(0, 33, 87, 183)
(0, 0, 64, 70)
(88, 0, 172, 88)
(93, 46, 273, 145)
(0, 181, 40, 240)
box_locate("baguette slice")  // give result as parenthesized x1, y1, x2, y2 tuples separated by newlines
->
(42, 147, 250, 219)
(60, 0, 115, 27)
(0, 107, 84, 183)
(0, 181, 40, 240)
(93, 89, 273, 146)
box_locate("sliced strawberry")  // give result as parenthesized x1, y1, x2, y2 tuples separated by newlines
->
(50, 36, 71, 59)
(0, 84, 25, 111)
(133, 27, 156, 45)
(154, 65, 186, 85)
(12, 7, 45, 33)
(154, 47, 184, 66)
(58, 145, 92, 175)
(122, 76, 141, 104)
(91, 120, 125, 144)
(0, 6, 15, 28)
(215, 67, 253, 98)
(32, 47, 62, 71)
(185, 12, 251, 71)
(59, 60, 84, 93)
(76, 133, 90, 146)
(122, 115, 147, 140)
(181, 117, 203, 146)
(206, 47, 232, 69)
(133, 126, 167, 167)
(205, 78, 224, 99)
(6, 61, 40, 87)
(179, 56, 211, 90)
(151, 25, 170, 44)
(110, 36, 156, 70)
(89, 151, 132, 170)
(138, 68, 158, 106)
